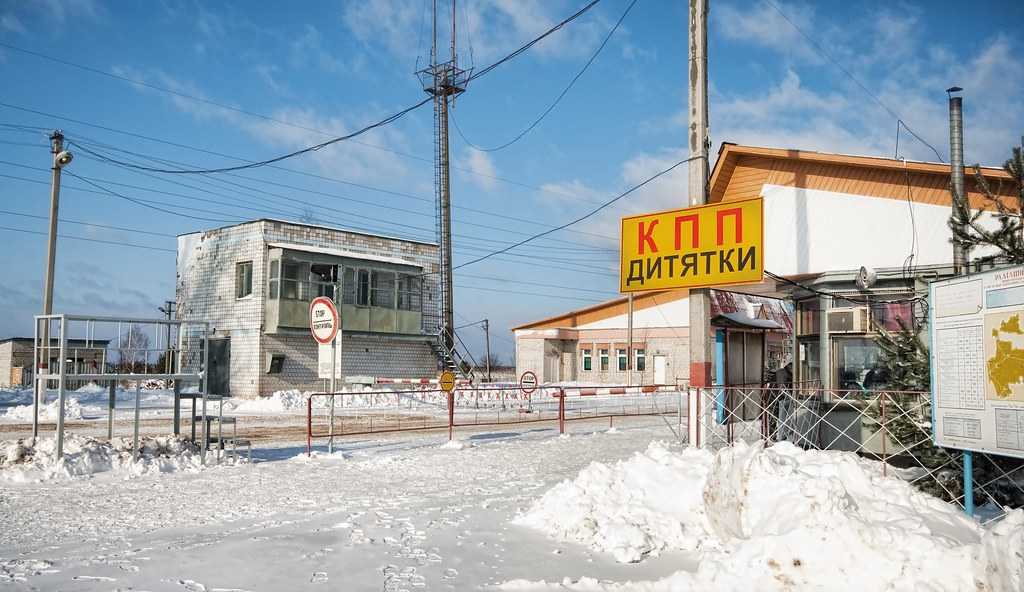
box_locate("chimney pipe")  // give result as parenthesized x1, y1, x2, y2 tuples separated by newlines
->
(948, 88, 968, 275)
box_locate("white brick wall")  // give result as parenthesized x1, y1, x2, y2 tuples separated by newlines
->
(178, 220, 441, 398)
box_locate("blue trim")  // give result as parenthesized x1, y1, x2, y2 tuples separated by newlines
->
(964, 450, 975, 517)
(715, 329, 726, 424)
(928, 281, 938, 446)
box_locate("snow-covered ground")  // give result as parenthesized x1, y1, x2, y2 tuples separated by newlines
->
(2, 387, 1022, 591)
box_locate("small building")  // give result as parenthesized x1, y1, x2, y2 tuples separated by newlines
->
(0, 337, 110, 388)
(513, 289, 791, 385)
(176, 219, 442, 398)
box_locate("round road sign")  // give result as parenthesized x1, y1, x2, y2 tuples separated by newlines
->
(519, 370, 538, 395)
(439, 370, 457, 392)
(309, 296, 339, 345)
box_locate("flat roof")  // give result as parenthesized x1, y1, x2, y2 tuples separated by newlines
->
(268, 242, 423, 268)
(177, 218, 438, 247)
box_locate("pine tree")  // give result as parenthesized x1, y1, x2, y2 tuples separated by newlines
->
(949, 146, 1024, 263)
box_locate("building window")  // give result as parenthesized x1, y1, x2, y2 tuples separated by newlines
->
(635, 348, 646, 371)
(235, 261, 253, 299)
(371, 271, 395, 308)
(281, 261, 304, 300)
(582, 349, 592, 371)
(834, 337, 888, 390)
(616, 348, 627, 371)
(797, 299, 820, 336)
(599, 348, 609, 371)
(397, 274, 422, 311)
(357, 269, 370, 306)
(268, 259, 280, 299)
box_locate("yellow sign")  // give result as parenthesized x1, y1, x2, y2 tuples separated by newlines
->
(439, 370, 457, 393)
(619, 197, 763, 293)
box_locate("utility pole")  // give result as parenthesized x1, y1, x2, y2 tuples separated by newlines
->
(418, 0, 467, 365)
(627, 293, 634, 386)
(35, 130, 72, 421)
(158, 300, 176, 373)
(483, 318, 492, 383)
(687, 0, 713, 388)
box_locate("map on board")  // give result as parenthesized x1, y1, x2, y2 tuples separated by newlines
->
(932, 267, 1024, 459)
(985, 312, 1024, 402)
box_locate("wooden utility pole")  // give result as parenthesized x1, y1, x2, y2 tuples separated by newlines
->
(687, 0, 713, 388)
(483, 318, 492, 383)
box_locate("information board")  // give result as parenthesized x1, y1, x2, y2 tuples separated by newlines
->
(931, 266, 1024, 459)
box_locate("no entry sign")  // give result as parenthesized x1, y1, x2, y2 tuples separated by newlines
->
(309, 296, 339, 345)
(519, 370, 538, 395)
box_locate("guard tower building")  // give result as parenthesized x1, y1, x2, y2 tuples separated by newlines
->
(176, 219, 442, 398)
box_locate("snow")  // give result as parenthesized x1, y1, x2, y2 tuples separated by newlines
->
(512, 441, 1024, 591)
(3, 398, 84, 422)
(0, 434, 218, 483)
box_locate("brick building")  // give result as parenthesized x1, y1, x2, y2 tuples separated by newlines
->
(176, 219, 441, 398)
(0, 337, 110, 388)
(513, 290, 791, 386)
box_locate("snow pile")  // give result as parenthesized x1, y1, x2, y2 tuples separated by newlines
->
(512, 441, 1024, 591)
(229, 389, 310, 413)
(0, 434, 211, 483)
(2, 398, 85, 422)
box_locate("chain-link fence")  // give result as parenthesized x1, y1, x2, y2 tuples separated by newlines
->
(691, 385, 1024, 521)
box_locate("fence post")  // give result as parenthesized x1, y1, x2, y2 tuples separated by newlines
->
(558, 389, 565, 435)
(306, 396, 312, 457)
(880, 392, 888, 477)
(448, 390, 455, 441)
(963, 450, 974, 517)
(108, 381, 117, 440)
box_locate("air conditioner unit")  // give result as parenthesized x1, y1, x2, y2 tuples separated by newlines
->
(827, 307, 870, 333)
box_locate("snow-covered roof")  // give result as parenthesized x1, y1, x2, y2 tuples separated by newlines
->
(268, 242, 422, 268)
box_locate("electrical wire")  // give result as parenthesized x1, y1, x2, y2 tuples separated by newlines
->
(65, 97, 432, 175)
(452, 154, 705, 271)
(0, 208, 178, 237)
(62, 171, 240, 223)
(0, 224, 176, 253)
(453, 0, 636, 152)
(762, 0, 945, 163)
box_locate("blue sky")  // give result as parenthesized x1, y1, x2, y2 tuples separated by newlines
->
(0, 0, 1022, 361)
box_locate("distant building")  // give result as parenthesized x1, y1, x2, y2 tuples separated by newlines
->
(0, 337, 110, 388)
(176, 219, 442, 398)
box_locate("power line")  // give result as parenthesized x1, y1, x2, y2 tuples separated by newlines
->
(454, 0, 636, 152)
(762, 0, 945, 162)
(66, 97, 433, 174)
(63, 171, 240, 223)
(0, 225, 176, 253)
(0, 208, 178, 237)
(452, 154, 704, 271)
(455, 283, 603, 303)
(456, 272, 618, 295)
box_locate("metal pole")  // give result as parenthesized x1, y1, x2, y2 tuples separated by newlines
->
(484, 319, 492, 383)
(32, 316, 40, 442)
(329, 338, 336, 454)
(948, 92, 968, 274)
(108, 381, 116, 440)
(37, 131, 66, 419)
(172, 380, 181, 436)
(686, 0, 714, 391)
(55, 316, 67, 459)
(133, 381, 141, 462)
(627, 294, 634, 386)
(963, 450, 974, 517)
(201, 329, 209, 464)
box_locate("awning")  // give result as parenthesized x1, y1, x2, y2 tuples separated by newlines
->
(712, 311, 785, 330)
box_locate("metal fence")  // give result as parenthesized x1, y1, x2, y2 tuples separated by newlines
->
(306, 384, 684, 454)
(689, 385, 1024, 520)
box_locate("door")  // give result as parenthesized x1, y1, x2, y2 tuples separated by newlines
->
(207, 338, 231, 396)
(560, 352, 575, 382)
(654, 355, 667, 384)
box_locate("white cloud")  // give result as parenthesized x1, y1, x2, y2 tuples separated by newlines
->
(715, 1, 823, 63)
(342, 0, 610, 66)
(1, 14, 27, 34)
(290, 24, 351, 74)
(38, 0, 99, 23)
(253, 64, 288, 95)
(459, 149, 498, 191)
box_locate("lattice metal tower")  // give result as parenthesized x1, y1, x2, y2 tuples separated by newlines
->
(417, 0, 471, 362)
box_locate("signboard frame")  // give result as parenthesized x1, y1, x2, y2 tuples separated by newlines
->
(930, 266, 1024, 461)
(618, 197, 765, 293)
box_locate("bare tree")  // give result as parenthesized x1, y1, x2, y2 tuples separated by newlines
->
(117, 324, 151, 373)
(949, 146, 1024, 263)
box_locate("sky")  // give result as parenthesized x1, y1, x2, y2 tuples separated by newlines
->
(0, 0, 1022, 362)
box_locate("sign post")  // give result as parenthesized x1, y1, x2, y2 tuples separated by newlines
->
(439, 370, 456, 440)
(310, 296, 340, 453)
(520, 370, 538, 413)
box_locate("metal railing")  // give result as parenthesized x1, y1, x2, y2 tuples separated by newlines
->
(305, 384, 685, 454)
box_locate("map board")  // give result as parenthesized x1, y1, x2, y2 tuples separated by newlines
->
(931, 266, 1024, 459)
